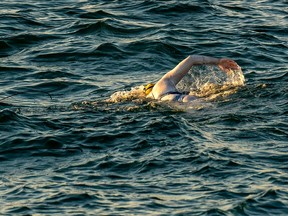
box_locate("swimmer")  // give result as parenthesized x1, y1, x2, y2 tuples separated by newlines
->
(144, 55, 241, 102)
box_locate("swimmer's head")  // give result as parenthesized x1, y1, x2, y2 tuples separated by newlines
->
(144, 83, 155, 95)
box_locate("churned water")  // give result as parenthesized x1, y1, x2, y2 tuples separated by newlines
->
(0, 0, 287, 215)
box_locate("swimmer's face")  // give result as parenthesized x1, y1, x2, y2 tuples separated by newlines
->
(144, 83, 154, 95)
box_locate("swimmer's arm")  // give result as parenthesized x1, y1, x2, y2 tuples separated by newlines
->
(162, 55, 220, 84)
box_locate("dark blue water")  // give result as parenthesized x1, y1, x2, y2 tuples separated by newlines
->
(1, 0, 287, 215)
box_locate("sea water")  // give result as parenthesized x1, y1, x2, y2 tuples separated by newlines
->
(0, 0, 287, 215)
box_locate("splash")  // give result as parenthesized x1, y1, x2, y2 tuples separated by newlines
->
(71, 85, 157, 112)
(107, 65, 245, 104)
(177, 65, 245, 100)
(106, 85, 146, 103)
(102, 86, 184, 112)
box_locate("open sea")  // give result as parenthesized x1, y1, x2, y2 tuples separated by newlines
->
(0, 0, 287, 215)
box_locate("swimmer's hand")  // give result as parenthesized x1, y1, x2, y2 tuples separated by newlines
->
(218, 58, 240, 73)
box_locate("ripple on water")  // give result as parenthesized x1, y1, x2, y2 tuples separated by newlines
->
(1, 0, 288, 215)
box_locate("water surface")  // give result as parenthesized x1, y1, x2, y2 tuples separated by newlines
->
(0, 0, 287, 215)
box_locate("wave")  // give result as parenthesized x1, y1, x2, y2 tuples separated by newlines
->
(0, 13, 47, 29)
(6, 33, 58, 45)
(22, 70, 81, 80)
(0, 40, 14, 57)
(71, 18, 158, 36)
(146, 2, 208, 15)
(124, 39, 185, 57)
(78, 10, 119, 20)
(31, 42, 128, 62)
(0, 109, 82, 158)
(1, 1, 288, 215)
(0, 33, 60, 57)
(226, 188, 287, 215)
